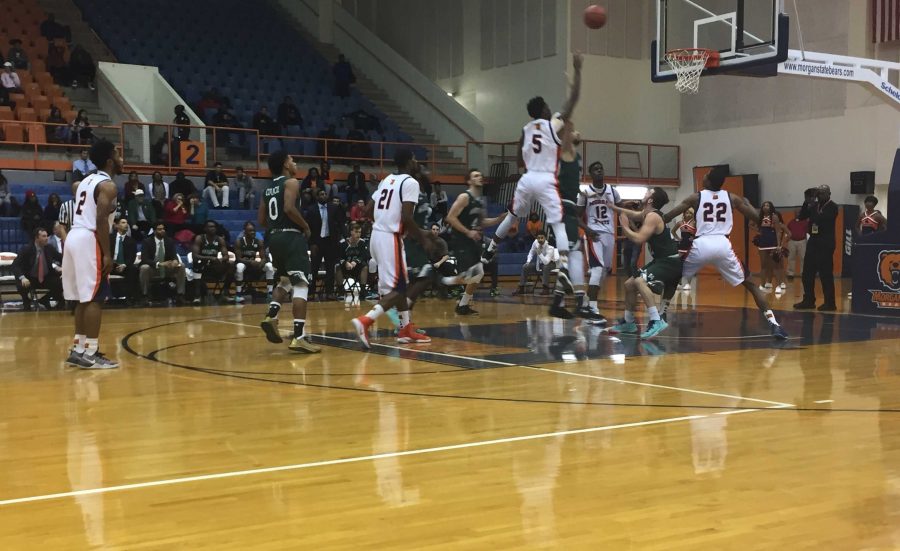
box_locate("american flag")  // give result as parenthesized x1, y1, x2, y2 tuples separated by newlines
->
(873, 0, 900, 43)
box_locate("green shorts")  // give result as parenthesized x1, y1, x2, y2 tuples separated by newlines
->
(449, 234, 482, 272)
(403, 237, 429, 277)
(562, 203, 581, 249)
(268, 230, 311, 285)
(639, 256, 683, 294)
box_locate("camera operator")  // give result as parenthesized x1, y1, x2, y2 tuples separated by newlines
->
(794, 185, 838, 311)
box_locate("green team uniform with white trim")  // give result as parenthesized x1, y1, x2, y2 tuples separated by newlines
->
(264, 175, 311, 285)
(639, 210, 683, 292)
(558, 152, 582, 249)
(449, 190, 484, 271)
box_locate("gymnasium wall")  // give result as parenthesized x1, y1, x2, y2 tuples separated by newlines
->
(677, 0, 900, 207)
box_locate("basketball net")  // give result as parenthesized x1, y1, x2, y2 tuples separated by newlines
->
(665, 48, 713, 94)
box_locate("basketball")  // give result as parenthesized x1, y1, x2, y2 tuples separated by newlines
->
(584, 5, 607, 29)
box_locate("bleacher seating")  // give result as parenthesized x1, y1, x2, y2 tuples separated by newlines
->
(73, 0, 425, 161)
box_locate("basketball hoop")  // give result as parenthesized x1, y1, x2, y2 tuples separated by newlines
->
(665, 48, 720, 94)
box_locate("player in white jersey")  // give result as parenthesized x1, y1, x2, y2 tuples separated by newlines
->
(576, 161, 623, 321)
(483, 52, 583, 294)
(62, 140, 122, 369)
(663, 166, 788, 340)
(351, 149, 435, 348)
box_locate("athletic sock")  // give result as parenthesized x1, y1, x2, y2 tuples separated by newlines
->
(764, 309, 779, 326)
(84, 338, 98, 358)
(266, 281, 274, 294)
(648, 306, 661, 321)
(459, 293, 472, 307)
(575, 291, 586, 309)
(267, 301, 281, 319)
(293, 319, 305, 339)
(236, 284, 243, 295)
(624, 310, 635, 323)
(558, 254, 568, 271)
(660, 298, 672, 316)
(399, 310, 410, 329)
(486, 239, 498, 253)
(364, 304, 385, 321)
(589, 300, 598, 311)
(552, 291, 565, 308)
(74, 334, 86, 354)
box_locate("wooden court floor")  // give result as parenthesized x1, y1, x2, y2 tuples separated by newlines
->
(1, 276, 900, 549)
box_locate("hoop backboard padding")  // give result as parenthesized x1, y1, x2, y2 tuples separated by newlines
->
(652, 0, 789, 83)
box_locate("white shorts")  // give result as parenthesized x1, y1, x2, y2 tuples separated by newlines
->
(511, 171, 563, 224)
(370, 229, 408, 296)
(585, 232, 615, 271)
(63, 228, 108, 303)
(682, 235, 745, 287)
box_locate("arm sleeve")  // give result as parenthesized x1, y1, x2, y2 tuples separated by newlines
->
(401, 177, 420, 204)
(576, 192, 586, 207)
(612, 188, 622, 205)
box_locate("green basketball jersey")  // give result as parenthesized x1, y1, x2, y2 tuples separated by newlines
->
(647, 210, 678, 258)
(200, 235, 220, 258)
(558, 152, 581, 203)
(264, 176, 303, 231)
(451, 190, 484, 237)
(237, 235, 261, 261)
(413, 190, 432, 227)
(341, 237, 369, 264)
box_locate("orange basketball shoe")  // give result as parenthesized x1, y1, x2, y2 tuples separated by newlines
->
(397, 323, 431, 344)
(351, 315, 374, 349)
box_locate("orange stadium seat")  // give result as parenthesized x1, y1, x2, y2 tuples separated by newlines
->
(26, 123, 45, 144)
(16, 107, 37, 122)
(62, 110, 76, 122)
(30, 95, 49, 112)
(2, 123, 25, 142)
(30, 58, 45, 73)
(38, 108, 50, 121)
(0, 107, 13, 121)
(9, 93, 25, 106)
(35, 72, 53, 90)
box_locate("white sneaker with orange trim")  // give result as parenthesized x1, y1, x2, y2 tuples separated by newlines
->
(351, 315, 375, 349)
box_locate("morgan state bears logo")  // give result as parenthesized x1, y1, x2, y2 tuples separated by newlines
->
(870, 250, 900, 308)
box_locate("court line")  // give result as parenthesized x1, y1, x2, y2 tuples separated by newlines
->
(205, 319, 794, 408)
(516, 365, 794, 408)
(0, 413, 705, 507)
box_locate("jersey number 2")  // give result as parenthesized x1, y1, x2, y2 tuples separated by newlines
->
(75, 191, 87, 215)
(377, 188, 394, 210)
(702, 202, 727, 223)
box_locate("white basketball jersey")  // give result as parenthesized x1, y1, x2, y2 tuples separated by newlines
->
(521, 117, 562, 173)
(578, 184, 620, 234)
(71, 171, 116, 232)
(695, 189, 734, 237)
(372, 173, 420, 234)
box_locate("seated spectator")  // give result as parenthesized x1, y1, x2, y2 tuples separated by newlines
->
(150, 132, 170, 165)
(43, 193, 62, 228)
(526, 211, 543, 239)
(68, 44, 96, 90)
(40, 14, 69, 43)
(188, 193, 209, 229)
(169, 171, 196, 198)
(233, 221, 274, 303)
(191, 220, 233, 303)
(212, 107, 244, 145)
(163, 192, 189, 227)
(345, 164, 367, 206)
(252, 106, 279, 135)
(343, 108, 382, 133)
(49, 220, 66, 255)
(46, 40, 68, 84)
(300, 189, 314, 209)
(72, 148, 96, 180)
(6, 40, 28, 70)
(319, 160, 331, 183)
(46, 105, 70, 143)
(0, 169, 11, 216)
(148, 171, 169, 214)
(430, 183, 448, 220)
(13, 227, 64, 310)
(196, 89, 222, 113)
(140, 222, 186, 305)
(1, 62, 23, 93)
(70, 110, 94, 145)
(350, 199, 368, 223)
(332, 54, 356, 98)
(321, 178, 338, 203)
(301, 167, 322, 192)
(204, 162, 230, 209)
(347, 128, 370, 160)
(277, 95, 303, 130)
(234, 166, 256, 209)
(123, 171, 145, 204)
(127, 189, 156, 241)
(110, 217, 139, 304)
(337, 223, 370, 297)
(515, 231, 558, 295)
(21, 191, 43, 235)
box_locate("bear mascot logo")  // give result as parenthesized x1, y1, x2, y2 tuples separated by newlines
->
(878, 251, 900, 292)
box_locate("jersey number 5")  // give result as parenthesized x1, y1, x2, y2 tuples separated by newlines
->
(75, 190, 87, 215)
(531, 134, 542, 154)
(377, 188, 394, 210)
(702, 202, 727, 223)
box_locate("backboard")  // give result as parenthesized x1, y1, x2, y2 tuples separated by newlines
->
(651, 0, 789, 82)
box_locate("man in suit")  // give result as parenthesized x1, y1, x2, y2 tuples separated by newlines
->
(12, 227, 64, 310)
(71, 148, 96, 180)
(127, 189, 157, 241)
(140, 222, 186, 305)
(110, 217, 139, 304)
(307, 188, 346, 300)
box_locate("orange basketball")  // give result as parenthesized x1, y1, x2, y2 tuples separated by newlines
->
(584, 5, 607, 29)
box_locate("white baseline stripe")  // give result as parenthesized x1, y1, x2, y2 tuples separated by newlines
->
(0, 414, 703, 507)
(517, 365, 794, 408)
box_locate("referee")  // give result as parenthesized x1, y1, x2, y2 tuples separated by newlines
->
(794, 185, 838, 311)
